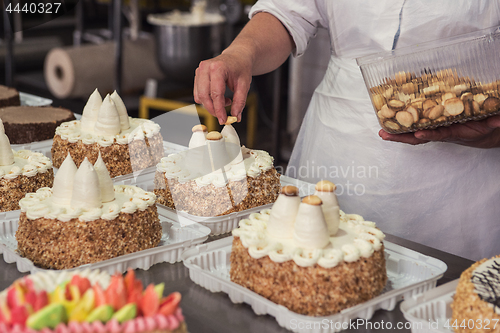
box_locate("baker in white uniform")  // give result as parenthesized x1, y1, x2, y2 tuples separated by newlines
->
(193, 0, 500, 261)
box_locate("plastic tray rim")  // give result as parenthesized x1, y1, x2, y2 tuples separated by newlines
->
(182, 236, 448, 332)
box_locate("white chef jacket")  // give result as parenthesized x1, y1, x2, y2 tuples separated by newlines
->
(250, 0, 500, 261)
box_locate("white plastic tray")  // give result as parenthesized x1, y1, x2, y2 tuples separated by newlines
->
(11, 139, 53, 158)
(400, 280, 459, 333)
(19, 92, 53, 106)
(0, 209, 211, 274)
(182, 237, 448, 333)
(155, 175, 317, 235)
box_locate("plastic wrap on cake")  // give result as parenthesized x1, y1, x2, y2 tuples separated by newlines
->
(155, 175, 317, 235)
(357, 26, 500, 134)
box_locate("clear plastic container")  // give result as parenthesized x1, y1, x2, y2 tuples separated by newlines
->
(19, 92, 53, 106)
(400, 280, 459, 333)
(0, 168, 211, 274)
(357, 26, 500, 134)
(0, 209, 211, 274)
(182, 237, 448, 333)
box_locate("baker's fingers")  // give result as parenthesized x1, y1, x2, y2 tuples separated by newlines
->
(414, 127, 453, 142)
(209, 62, 229, 125)
(231, 78, 251, 122)
(379, 129, 429, 145)
(486, 115, 500, 128)
(193, 68, 200, 104)
(194, 61, 216, 117)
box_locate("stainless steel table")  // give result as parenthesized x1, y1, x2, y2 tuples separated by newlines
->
(0, 233, 473, 333)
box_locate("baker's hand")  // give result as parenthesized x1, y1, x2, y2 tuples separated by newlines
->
(379, 115, 500, 148)
(194, 50, 253, 125)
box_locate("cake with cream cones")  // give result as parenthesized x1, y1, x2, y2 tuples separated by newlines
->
(16, 153, 161, 269)
(0, 119, 53, 212)
(51, 89, 164, 178)
(154, 119, 280, 217)
(230, 181, 387, 316)
(451, 255, 500, 333)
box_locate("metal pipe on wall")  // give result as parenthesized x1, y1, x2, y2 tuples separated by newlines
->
(3, 0, 14, 86)
(113, 0, 123, 94)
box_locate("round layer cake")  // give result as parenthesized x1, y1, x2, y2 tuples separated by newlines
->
(16, 185, 161, 269)
(451, 255, 500, 333)
(154, 147, 280, 217)
(52, 118, 164, 178)
(0, 106, 75, 144)
(51, 89, 164, 178)
(0, 269, 187, 333)
(230, 185, 387, 317)
(0, 85, 20, 108)
(0, 150, 54, 212)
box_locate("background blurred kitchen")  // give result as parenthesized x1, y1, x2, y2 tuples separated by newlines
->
(0, 0, 330, 169)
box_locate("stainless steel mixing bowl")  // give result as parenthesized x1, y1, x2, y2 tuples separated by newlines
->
(149, 14, 225, 85)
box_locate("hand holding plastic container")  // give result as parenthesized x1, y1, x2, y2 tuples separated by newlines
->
(357, 26, 500, 134)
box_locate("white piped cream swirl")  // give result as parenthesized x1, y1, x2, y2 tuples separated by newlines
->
(157, 149, 274, 187)
(232, 209, 385, 268)
(56, 118, 160, 147)
(20, 185, 156, 222)
(0, 150, 51, 180)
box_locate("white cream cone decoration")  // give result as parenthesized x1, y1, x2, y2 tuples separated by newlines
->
(70, 157, 102, 209)
(51, 153, 77, 206)
(267, 186, 301, 238)
(221, 123, 240, 146)
(293, 195, 330, 249)
(94, 152, 115, 203)
(222, 117, 243, 165)
(222, 125, 243, 165)
(0, 119, 14, 166)
(314, 180, 340, 235)
(94, 95, 121, 136)
(110, 90, 130, 130)
(80, 89, 102, 132)
(188, 124, 208, 149)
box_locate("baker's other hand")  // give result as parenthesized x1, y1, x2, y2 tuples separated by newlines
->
(194, 50, 252, 125)
(379, 115, 500, 148)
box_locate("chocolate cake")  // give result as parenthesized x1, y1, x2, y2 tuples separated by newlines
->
(0, 106, 75, 144)
(0, 85, 20, 108)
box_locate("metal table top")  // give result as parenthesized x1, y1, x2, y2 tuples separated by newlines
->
(0, 233, 473, 333)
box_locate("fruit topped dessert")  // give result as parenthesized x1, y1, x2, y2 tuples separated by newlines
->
(0, 269, 187, 333)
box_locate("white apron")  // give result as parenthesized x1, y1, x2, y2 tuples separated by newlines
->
(250, 0, 500, 260)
